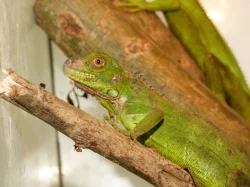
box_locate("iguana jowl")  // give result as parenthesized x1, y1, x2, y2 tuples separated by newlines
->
(64, 52, 250, 187)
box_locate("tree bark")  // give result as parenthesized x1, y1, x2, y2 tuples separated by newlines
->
(33, 0, 250, 156)
(0, 69, 195, 187)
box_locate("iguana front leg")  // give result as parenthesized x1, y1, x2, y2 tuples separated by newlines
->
(98, 99, 117, 118)
(120, 103, 164, 139)
(98, 99, 131, 135)
(116, 0, 179, 12)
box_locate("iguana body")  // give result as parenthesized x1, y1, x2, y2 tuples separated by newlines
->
(116, 0, 250, 123)
(64, 52, 250, 187)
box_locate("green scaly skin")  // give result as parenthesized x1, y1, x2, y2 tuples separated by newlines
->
(116, 0, 250, 123)
(64, 52, 250, 187)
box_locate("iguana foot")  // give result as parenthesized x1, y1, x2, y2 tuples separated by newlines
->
(115, 0, 148, 13)
(104, 114, 130, 136)
(130, 129, 143, 140)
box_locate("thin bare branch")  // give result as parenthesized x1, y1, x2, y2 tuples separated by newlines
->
(0, 69, 195, 187)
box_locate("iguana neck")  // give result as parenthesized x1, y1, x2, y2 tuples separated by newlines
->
(97, 74, 154, 114)
(120, 76, 154, 105)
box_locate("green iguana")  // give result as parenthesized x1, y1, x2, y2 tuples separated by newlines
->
(64, 52, 250, 187)
(116, 0, 250, 123)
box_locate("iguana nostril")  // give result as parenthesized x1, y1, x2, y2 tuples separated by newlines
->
(63, 59, 71, 74)
(67, 59, 72, 65)
(64, 58, 83, 70)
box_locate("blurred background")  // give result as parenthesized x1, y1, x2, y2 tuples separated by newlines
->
(0, 0, 249, 186)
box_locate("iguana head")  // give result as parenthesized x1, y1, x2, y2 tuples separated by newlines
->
(63, 52, 126, 100)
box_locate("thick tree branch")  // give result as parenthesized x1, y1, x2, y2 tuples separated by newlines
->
(33, 0, 250, 155)
(0, 69, 195, 187)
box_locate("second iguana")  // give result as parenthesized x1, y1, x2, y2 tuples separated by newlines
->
(116, 0, 250, 123)
(64, 52, 250, 187)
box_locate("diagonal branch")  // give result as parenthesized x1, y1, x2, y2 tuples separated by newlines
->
(0, 69, 195, 187)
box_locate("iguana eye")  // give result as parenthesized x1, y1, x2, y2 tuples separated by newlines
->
(91, 57, 106, 68)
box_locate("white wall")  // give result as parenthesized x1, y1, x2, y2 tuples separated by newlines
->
(0, 0, 59, 186)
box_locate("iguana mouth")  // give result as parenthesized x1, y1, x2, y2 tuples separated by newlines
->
(65, 67, 120, 100)
(69, 79, 117, 101)
(65, 68, 96, 80)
